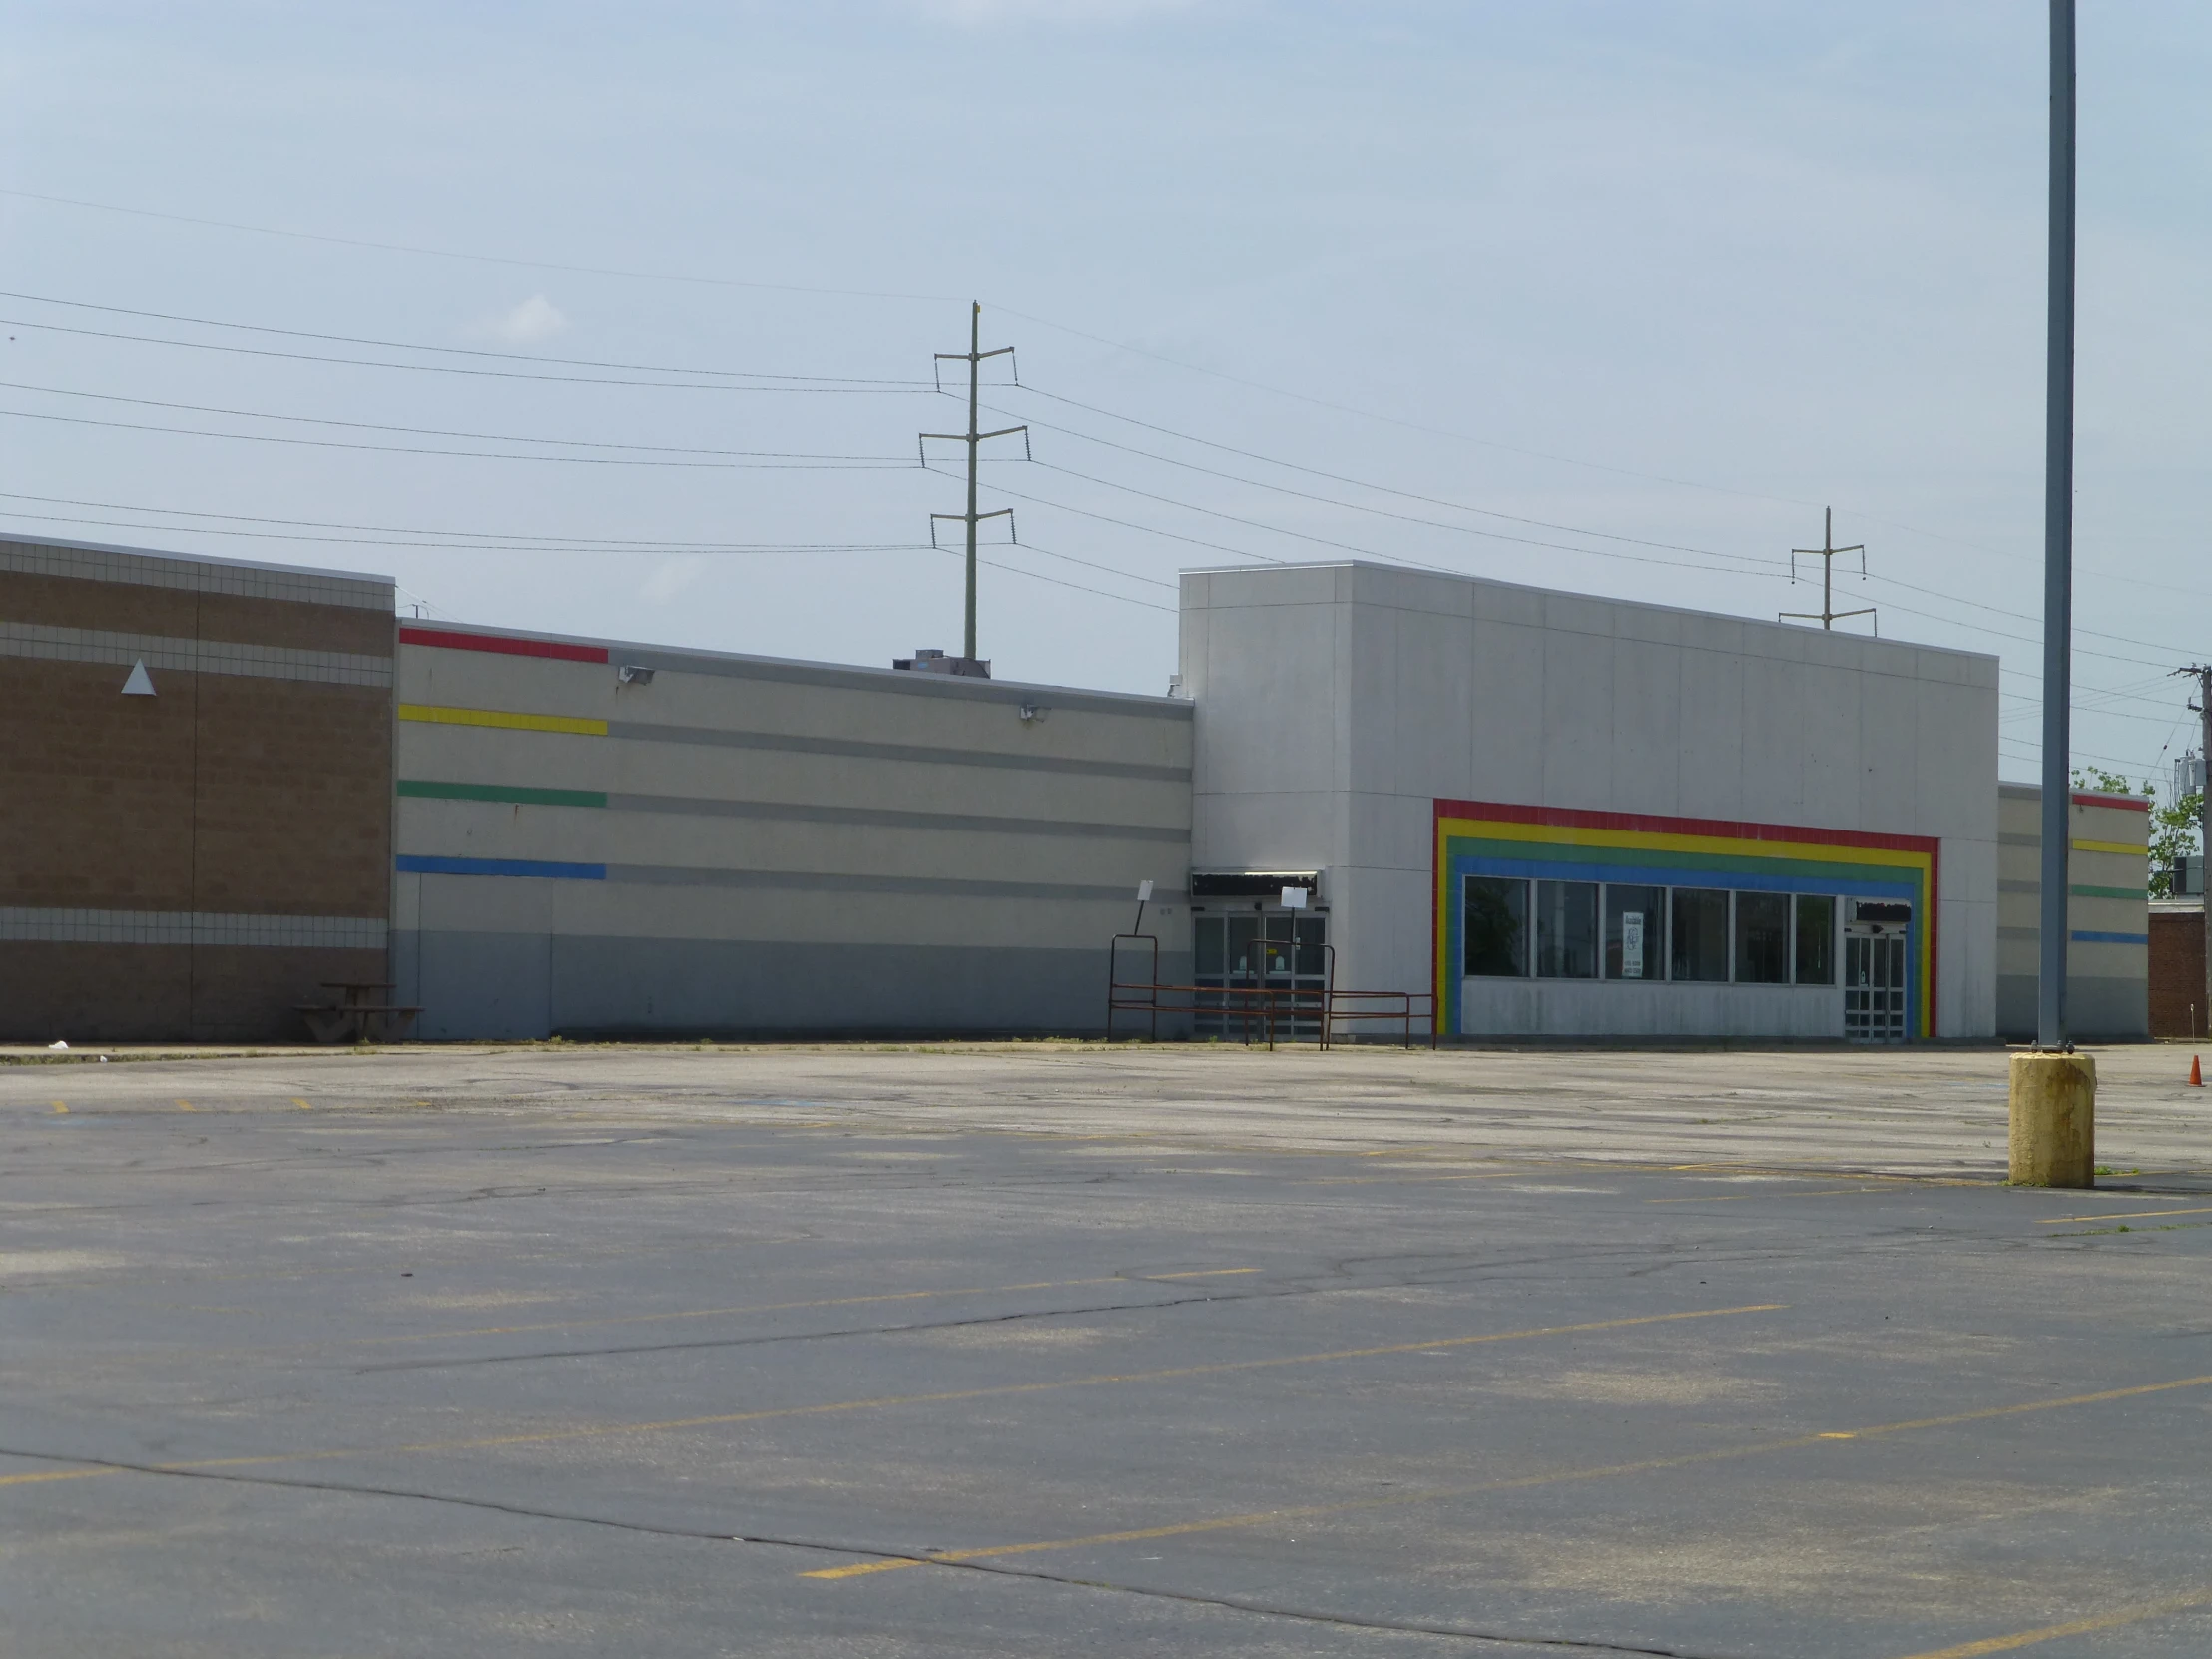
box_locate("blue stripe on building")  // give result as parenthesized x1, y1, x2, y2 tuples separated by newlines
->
(2069, 929, 2149, 946)
(396, 854, 607, 880)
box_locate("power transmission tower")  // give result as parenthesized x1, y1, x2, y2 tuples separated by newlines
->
(920, 303, 1028, 668)
(2177, 665, 2212, 1033)
(1779, 507, 1875, 632)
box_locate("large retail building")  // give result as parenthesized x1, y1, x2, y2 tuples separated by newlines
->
(0, 531, 2148, 1043)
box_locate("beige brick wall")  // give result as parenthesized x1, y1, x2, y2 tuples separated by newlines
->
(0, 555, 395, 1040)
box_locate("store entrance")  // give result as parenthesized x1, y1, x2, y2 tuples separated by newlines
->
(1193, 909, 1328, 1038)
(1843, 911, 1910, 1043)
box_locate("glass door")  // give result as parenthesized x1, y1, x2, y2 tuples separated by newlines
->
(1193, 910, 1327, 1039)
(1844, 932, 1909, 1043)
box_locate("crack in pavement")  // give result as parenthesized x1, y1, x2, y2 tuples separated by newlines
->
(0, 1446, 1727, 1657)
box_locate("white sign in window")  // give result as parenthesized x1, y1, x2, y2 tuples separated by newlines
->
(1620, 912, 1645, 979)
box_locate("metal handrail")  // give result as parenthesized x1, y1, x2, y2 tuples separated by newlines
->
(1106, 934, 1435, 1050)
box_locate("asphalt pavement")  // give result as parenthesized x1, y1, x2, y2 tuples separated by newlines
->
(4, 1041, 2210, 1657)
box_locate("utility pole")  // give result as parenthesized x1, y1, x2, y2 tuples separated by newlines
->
(2010, 0, 2091, 1188)
(920, 303, 1027, 668)
(2179, 667, 2212, 1031)
(2038, 0, 2076, 1052)
(1779, 507, 1874, 631)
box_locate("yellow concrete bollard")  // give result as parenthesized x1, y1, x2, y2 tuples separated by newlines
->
(2008, 1051, 2096, 1187)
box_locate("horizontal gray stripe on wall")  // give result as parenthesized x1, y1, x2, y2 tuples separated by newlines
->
(0, 907, 388, 948)
(1998, 833, 2040, 847)
(600, 864, 1186, 904)
(1997, 926, 2038, 941)
(0, 532, 393, 610)
(601, 720, 1191, 783)
(1998, 879, 2038, 893)
(598, 791, 1188, 842)
(0, 622, 392, 687)
(611, 646, 1191, 722)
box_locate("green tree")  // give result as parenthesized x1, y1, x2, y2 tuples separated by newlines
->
(2071, 767, 2200, 898)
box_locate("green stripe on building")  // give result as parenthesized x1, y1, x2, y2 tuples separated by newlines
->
(2069, 884, 2144, 901)
(398, 780, 608, 809)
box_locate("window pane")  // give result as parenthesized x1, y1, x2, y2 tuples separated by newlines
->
(1795, 895, 1834, 984)
(1604, 885, 1666, 980)
(1194, 917, 1223, 977)
(1463, 877, 1527, 977)
(1535, 880, 1599, 978)
(1735, 891, 1790, 983)
(1226, 915, 1259, 979)
(1671, 888, 1729, 982)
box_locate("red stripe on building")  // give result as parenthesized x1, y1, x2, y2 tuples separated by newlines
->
(2071, 791, 2149, 812)
(1431, 798, 1939, 855)
(399, 627, 609, 665)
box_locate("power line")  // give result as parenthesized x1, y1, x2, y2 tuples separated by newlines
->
(0, 315, 933, 394)
(1000, 386, 1787, 568)
(0, 288, 930, 384)
(0, 508, 925, 557)
(0, 379, 912, 461)
(0, 405, 913, 470)
(0, 488, 915, 549)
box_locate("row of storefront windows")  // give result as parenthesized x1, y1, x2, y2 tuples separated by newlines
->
(1464, 877, 1841, 985)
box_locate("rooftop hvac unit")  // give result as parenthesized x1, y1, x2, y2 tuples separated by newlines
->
(892, 648, 991, 679)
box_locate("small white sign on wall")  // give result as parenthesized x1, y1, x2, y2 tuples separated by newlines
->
(1281, 886, 1308, 910)
(1621, 912, 1644, 979)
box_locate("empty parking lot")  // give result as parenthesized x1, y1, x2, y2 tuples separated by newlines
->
(5, 1041, 2211, 1657)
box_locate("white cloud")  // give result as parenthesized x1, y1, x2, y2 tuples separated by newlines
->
(641, 555, 708, 605)
(484, 294, 569, 344)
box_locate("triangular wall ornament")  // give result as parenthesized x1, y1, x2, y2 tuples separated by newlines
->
(120, 660, 156, 697)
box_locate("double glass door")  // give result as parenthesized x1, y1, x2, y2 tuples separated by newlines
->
(1844, 932, 1908, 1042)
(1193, 911, 1328, 1038)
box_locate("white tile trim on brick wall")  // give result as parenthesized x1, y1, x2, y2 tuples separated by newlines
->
(0, 909, 388, 948)
(0, 622, 392, 688)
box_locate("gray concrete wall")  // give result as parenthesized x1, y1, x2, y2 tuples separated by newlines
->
(395, 928, 1190, 1039)
(1180, 560, 2002, 1038)
(395, 627, 1193, 1039)
(1994, 783, 2150, 1040)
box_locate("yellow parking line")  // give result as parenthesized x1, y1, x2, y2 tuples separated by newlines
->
(292, 1098, 312, 1111)
(0, 1303, 1781, 1493)
(2040, 1204, 2212, 1224)
(801, 1368, 2212, 1581)
(50, 1101, 66, 1114)
(176, 1100, 195, 1112)
(1890, 1587, 2212, 1658)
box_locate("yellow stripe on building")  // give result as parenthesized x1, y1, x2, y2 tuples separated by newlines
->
(2070, 838, 2144, 857)
(397, 704, 607, 737)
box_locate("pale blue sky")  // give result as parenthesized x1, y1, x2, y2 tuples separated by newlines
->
(5, 2, 2207, 785)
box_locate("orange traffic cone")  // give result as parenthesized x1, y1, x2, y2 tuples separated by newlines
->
(2192, 1055, 2203, 1088)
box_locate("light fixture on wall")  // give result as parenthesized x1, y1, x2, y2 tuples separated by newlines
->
(617, 665, 655, 686)
(120, 660, 155, 697)
(1018, 700, 1047, 723)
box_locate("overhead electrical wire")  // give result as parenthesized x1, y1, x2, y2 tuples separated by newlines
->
(997, 387, 1788, 569)
(0, 508, 924, 557)
(0, 289, 931, 384)
(0, 379, 912, 461)
(1, 190, 2192, 742)
(0, 488, 919, 551)
(0, 315, 933, 393)
(0, 405, 910, 470)
(1000, 384, 2203, 661)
